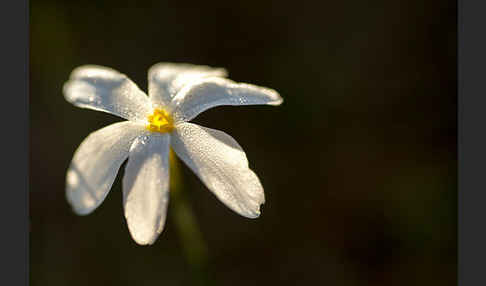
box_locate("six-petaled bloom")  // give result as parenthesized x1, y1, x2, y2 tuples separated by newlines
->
(63, 63, 283, 245)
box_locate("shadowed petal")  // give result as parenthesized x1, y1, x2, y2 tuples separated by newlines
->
(66, 122, 144, 215)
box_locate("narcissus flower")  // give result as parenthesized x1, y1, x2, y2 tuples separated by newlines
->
(63, 63, 282, 245)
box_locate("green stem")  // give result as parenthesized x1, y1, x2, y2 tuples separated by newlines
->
(169, 150, 211, 284)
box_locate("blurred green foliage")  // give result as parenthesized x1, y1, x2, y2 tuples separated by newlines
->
(30, 0, 456, 285)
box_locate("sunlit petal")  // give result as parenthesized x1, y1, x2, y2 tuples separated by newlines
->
(63, 65, 152, 122)
(123, 133, 170, 245)
(171, 122, 265, 218)
(148, 62, 227, 108)
(171, 77, 283, 122)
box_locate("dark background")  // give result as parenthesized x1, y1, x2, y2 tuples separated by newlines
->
(30, 0, 457, 285)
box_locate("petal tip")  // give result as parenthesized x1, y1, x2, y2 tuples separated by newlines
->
(129, 230, 160, 246)
(246, 210, 262, 219)
(265, 89, 283, 106)
(62, 81, 73, 99)
(243, 202, 265, 219)
(72, 207, 92, 216)
(124, 210, 164, 245)
(270, 96, 283, 106)
(133, 238, 157, 246)
(67, 199, 94, 216)
(66, 192, 97, 216)
(65, 186, 97, 216)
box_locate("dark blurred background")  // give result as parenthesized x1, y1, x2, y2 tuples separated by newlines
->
(30, 0, 456, 285)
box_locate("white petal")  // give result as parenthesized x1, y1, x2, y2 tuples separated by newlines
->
(63, 65, 153, 122)
(123, 133, 170, 245)
(148, 62, 228, 109)
(171, 77, 283, 122)
(66, 121, 144, 215)
(171, 122, 265, 218)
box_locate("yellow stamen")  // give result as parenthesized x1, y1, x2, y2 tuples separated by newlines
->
(146, 108, 174, 133)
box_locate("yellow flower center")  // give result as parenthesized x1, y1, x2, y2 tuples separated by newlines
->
(146, 108, 174, 133)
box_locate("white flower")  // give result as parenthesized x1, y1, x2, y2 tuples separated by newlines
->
(63, 63, 283, 245)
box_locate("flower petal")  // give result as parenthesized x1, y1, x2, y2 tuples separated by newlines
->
(171, 77, 283, 122)
(122, 133, 170, 245)
(66, 121, 144, 215)
(63, 65, 153, 122)
(171, 122, 265, 218)
(148, 62, 228, 108)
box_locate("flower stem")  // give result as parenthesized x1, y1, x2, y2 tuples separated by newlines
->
(169, 150, 212, 285)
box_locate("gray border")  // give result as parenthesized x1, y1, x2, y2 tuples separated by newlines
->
(0, 0, 28, 284)
(459, 0, 486, 285)
(0, 0, 465, 284)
